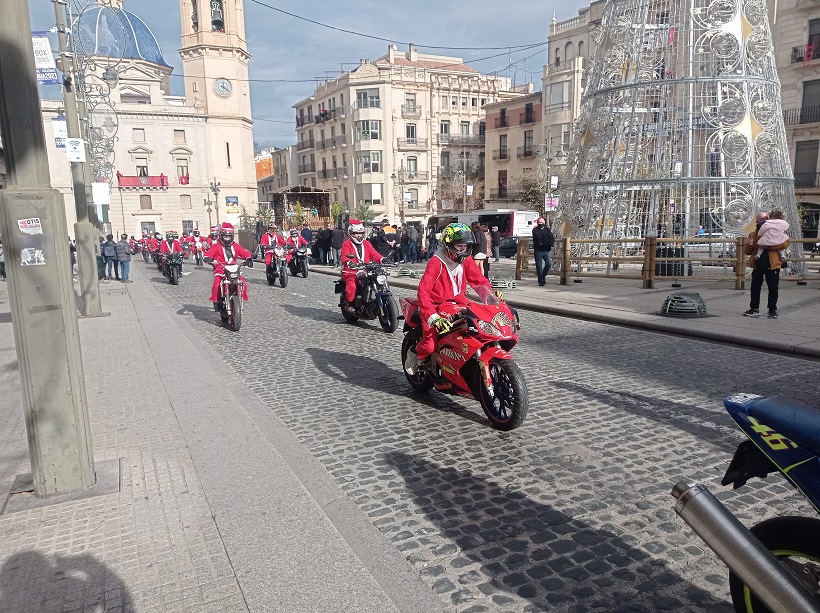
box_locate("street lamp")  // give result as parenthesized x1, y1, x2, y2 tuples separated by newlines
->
(209, 178, 221, 224)
(391, 163, 407, 225)
(537, 142, 567, 222)
(453, 163, 468, 213)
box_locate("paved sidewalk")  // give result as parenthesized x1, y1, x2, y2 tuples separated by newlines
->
(312, 258, 820, 357)
(0, 269, 445, 613)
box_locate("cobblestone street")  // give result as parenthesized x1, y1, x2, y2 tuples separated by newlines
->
(146, 260, 820, 613)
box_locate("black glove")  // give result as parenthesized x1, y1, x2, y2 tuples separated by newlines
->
(245, 258, 253, 268)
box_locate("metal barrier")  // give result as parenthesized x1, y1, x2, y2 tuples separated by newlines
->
(515, 236, 820, 289)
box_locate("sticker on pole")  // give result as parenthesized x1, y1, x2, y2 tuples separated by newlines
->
(17, 218, 43, 236)
(66, 138, 86, 163)
(20, 248, 46, 266)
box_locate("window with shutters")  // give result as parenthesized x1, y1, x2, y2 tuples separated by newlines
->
(794, 140, 819, 187)
(802, 80, 820, 124)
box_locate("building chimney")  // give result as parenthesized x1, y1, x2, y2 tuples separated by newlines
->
(388, 44, 397, 63)
(408, 44, 418, 62)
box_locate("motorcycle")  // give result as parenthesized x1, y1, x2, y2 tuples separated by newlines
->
(193, 240, 205, 266)
(142, 244, 150, 261)
(162, 251, 184, 285)
(399, 294, 528, 430)
(287, 246, 309, 278)
(334, 260, 398, 332)
(204, 256, 251, 331)
(262, 245, 288, 288)
(672, 394, 820, 613)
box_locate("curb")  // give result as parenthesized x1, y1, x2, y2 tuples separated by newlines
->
(310, 267, 820, 359)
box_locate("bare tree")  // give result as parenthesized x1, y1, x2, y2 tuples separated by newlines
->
(512, 170, 545, 213)
(438, 176, 485, 211)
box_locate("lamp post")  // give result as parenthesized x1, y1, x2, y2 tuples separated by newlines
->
(453, 163, 468, 213)
(209, 178, 221, 224)
(390, 163, 407, 225)
(204, 198, 213, 228)
(537, 138, 567, 223)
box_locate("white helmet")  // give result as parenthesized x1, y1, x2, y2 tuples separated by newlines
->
(347, 219, 365, 244)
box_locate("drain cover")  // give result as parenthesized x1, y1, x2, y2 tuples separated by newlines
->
(660, 292, 708, 317)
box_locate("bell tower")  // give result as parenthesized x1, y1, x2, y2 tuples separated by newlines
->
(179, 0, 256, 223)
(178, 0, 251, 119)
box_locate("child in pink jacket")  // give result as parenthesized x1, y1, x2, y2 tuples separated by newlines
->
(756, 210, 789, 263)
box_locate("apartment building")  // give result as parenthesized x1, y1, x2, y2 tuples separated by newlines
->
(776, 0, 820, 237)
(291, 45, 518, 224)
(483, 90, 542, 206)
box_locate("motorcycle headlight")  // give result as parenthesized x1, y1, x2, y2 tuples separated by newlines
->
(477, 320, 504, 337)
(376, 274, 387, 284)
(229, 273, 239, 280)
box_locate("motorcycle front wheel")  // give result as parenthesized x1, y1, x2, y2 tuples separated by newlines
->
(476, 359, 528, 431)
(401, 330, 434, 392)
(301, 260, 309, 278)
(219, 300, 229, 322)
(196, 253, 203, 266)
(228, 294, 242, 331)
(266, 266, 276, 285)
(143, 250, 150, 261)
(729, 516, 820, 613)
(279, 264, 288, 288)
(170, 267, 179, 285)
(378, 294, 399, 333)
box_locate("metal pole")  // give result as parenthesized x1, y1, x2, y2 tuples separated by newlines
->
(54, 0, 102, 317)
(0, 0, 95, 496)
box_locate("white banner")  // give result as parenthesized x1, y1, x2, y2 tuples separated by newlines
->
(32, 32, 59, 85)
(52, 117, 67, 148)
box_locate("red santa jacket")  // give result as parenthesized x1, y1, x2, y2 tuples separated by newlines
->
(340, 238, 382, 272)
(260, 232, 286, 248)
(204, 241, 252, 275)
(160, 239, 183, 254)
(285, 234, 308, 249)
(149, 238, 159, 251)
(417, 253, 491, 325)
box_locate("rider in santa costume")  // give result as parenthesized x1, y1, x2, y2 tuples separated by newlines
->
(203, 226, 219, 249)
(259, 223, 286, 267)
(204, 223, 253, 303)
(340, 219, 384, 313)
(285, 228, 308, 264)
(416, 223, 495, 364)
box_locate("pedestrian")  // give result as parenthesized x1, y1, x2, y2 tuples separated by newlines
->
(0, 240, 5, 281)
(744, 211, 787, 319)
(300, 223, 313, 244)
(115, 233, 133, 283)
(318, 222, 332, 265)
(532, 217, 555, 286)
(407, 224, 419, 262)
(471, 221, 489, 279)
(399, 225, 409, 263)
(482, 224, 492, 278)
(69, 237, 76, 276)
(490, 225, 502, 262)
(102, 234, 119, 280)
(331, 224, 345, 267)
(426, 226, 438, 260)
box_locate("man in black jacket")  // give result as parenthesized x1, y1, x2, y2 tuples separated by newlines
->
(532, 217, 555, 286)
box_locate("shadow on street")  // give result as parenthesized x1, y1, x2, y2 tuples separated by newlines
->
(0, 551, 134, 613)
(176, 303, 227, 329)
(384, 450, 732, 612)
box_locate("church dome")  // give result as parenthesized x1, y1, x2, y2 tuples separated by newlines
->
(75, 6, 170, 67)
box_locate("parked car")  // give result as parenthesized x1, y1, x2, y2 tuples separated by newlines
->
(498, 236, 534, 258)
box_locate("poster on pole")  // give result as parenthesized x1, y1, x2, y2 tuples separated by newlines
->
(544, 196, 560, 211)
(66, 138, 86, 162)
(550, 175, 559, 190)
(52, 117, 67, 148)
(225, 196, 240, 215)
(32, 32, 59, 85)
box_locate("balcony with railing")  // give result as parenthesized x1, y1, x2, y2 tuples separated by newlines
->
(403, 170, 429, 182)
(397, 137, 428, 150)
(783, 106, 820, 126)
(795, 172, 820, 188)
(314, 107, 343, 124)
(297, 139, 315, 151)
(330, 135, 347, 147)
(440, 134, 486, 146)
(116, 173, 169, 188)
(517, 145, 539, 158)
(404, 201, 432, 212)
(439, 164, 484, 177)
(519, 112, 536, 125)
(316, 139, 327, 150)
(331, 167, 349, 179)
(401, 104, 422, 119)
(353, 98, 382, 110)
(492, 148, 509, 160)
(494, 117, 508, 129)
(298, 162, 316, 174)
(791, 43, 820, 64)
(489, 187, 510, 199)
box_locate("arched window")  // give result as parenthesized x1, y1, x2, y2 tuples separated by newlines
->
(565, 41, 576, 61)
(555, 47, 561, 67)
(210, 0, 225, 32)
(578, 41, 584, 57)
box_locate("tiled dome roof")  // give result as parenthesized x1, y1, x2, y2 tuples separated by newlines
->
(75, 5, 170, 67)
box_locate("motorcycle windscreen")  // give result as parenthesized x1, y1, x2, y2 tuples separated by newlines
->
(723, 394, 820, 513)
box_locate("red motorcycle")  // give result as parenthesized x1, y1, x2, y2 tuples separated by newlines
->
(399, 295, 528, 430)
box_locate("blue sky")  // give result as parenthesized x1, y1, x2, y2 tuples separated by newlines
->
(28, 0, 587, 148)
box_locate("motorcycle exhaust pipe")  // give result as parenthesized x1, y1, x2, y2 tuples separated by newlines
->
(671, 482, 820, 613)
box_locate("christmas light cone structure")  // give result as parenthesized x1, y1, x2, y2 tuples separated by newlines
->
(555, 0, 803, 272)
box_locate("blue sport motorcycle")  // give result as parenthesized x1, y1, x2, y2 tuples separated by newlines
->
(672, 394, 820, 613)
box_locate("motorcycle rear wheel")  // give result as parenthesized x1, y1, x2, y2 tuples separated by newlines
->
(476, 359, 528, 431)
(401, 331, 434, 392)
(729, 516, 820, 613)
(279, 265, 288, 288)
(170, 267, 179, 285)
(341, 303, 359, 323)
(378, 295, 399, 333)
(228, 294, 242, 331)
